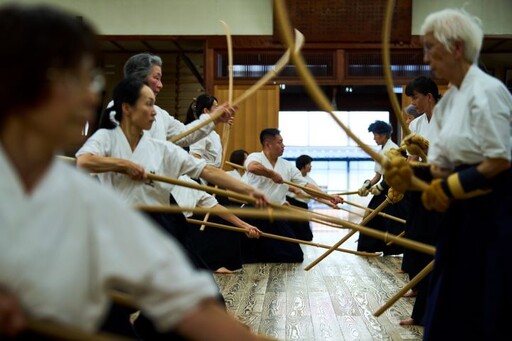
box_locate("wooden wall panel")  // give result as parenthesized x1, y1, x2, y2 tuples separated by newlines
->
(273, 0, 412, 43)
(214, 85, 279, 169)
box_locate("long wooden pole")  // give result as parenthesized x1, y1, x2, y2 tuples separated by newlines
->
(187, 218, 380, 257)
(169, 32, 303, 145)
(382, 0, 410, 137)
(304, 199, 391, 271)
(26, 320, 131, 341)
(52, 159, 433, 257)
(373, 260, 435, 317)
(333, 191, 359, 196)
(225, 161, 335, 201)
(199, 20, 234, 232)
(135, 204, 435, 256)
(343, 200, 406, 224)
(226, 161, 406, 224)
(272, 0, 429, 194)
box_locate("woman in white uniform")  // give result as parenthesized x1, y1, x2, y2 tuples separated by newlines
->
(172, 175, 261, 274)
(0, 4, 271, 340)
(76, 78, 268, 267)
(116, 53, 232, 147)
(388, 8, 512, 340)
(400, 76, 444, 326)
(186, 95, 224, 184)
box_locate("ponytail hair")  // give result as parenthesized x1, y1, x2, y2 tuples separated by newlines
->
(98, 77, 146, 129)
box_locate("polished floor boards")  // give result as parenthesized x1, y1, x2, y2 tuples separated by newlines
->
(214, 207, 423, 341)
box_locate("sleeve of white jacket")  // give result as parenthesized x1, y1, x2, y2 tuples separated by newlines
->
(165, 110, 215, 147)
(92, 192, 219, 333)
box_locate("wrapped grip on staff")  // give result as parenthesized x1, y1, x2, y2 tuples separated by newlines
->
(384, 157, 413, 193)
(422, 166, 491, 212)
(401, 133, 429, 157)
(358, 179, 371, 196)
(387, 187, 404, 203)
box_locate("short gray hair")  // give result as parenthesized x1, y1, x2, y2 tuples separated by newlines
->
(123, 53, 162, 81)
(420, 8, 483, 64)
(405, 104, 421, 118)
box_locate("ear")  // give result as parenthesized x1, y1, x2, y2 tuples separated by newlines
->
(121, 102, 131, 117)
(452, 40, 465, 60)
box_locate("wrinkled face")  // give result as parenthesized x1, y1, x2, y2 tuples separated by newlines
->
(266, 134, 285, 157)
(423, 32, 456, 81)
(28, 56, 101, 148)
(125, 85, 156, 131)
(146, 65, 163, 96)
(373, 132, 387, 146)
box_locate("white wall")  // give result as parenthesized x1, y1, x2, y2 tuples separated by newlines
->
(2, 0, 511, 36)
(0, 0, 274, 35)
(412, 0, 512, 35)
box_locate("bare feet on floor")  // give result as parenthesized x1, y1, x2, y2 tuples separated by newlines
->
(214, 267, 236, 274)
(402, 289, 417, 298)
(399, 318, 416, 326)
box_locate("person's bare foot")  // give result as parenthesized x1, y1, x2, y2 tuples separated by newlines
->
(214, 267, 235, 274)
(403, 289, 417, 298)
(399, 317, 416, 326)
(396, 269, 406, 274)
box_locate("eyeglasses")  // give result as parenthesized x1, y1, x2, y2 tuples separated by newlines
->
(47, 67, 105, 95)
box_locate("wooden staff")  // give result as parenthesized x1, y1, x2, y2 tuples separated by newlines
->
(146, 172, 258, 206)
(373, 260, 435, 317)
(187, 218, 380, 258)
(224, 161, 360, 231)
(386, 231, 405, 246)
(135, 204, 435, 256)
(219, 19, 234, 168)
(27, 319, 131, 341)
(110, 290, 137, 309)
(56, 155, 76, 164)
(148, 171, 388, 249)
(382, 0, 410, 137)
(304, 198, 391, 271)
(142, 172, 435, 256)
(225, 161, 335, 202)
(344, 200, 406, 224)
(337, 205, 365, 218)
(333, 190, 359, 196)
(199, 20, 234, 232)
(273, 0, 429, 194)
(168, 32, 303, 144)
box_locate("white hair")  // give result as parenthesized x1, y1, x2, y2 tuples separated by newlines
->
(420, 8, 483, 64)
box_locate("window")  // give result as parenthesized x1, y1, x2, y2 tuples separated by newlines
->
(279, 110, 389, 193)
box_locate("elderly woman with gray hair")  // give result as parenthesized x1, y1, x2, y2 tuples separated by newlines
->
(388, 8, 512, 340)
(110, 53, 232, 147)
(404, 104, 420, 126)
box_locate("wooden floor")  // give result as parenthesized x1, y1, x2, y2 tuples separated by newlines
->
(214, 207, 423, 341)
